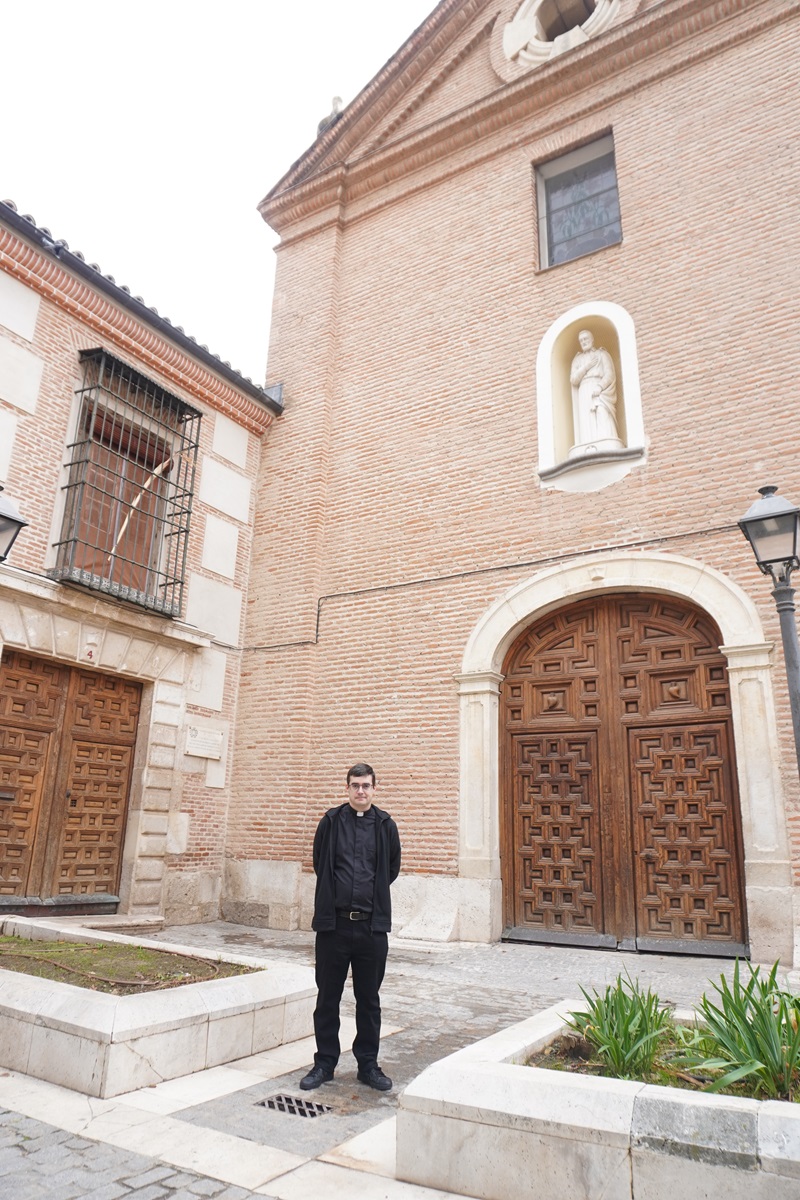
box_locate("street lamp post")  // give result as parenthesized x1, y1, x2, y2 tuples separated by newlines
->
(0, 485, 28, 563)
(739, 485, 800, 779)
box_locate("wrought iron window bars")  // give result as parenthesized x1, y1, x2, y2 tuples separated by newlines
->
(50, 349, 201, 617)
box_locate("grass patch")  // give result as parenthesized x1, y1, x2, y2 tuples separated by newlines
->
(0, 936, 256, 995)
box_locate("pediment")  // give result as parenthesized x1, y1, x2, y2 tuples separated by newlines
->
(262, 0, 501, 202)
(360, 18, 499, 156)
(261, 0, 644, 215)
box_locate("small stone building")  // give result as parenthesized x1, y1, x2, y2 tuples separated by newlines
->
(229, 0, 800, 966)
(0, 199, 282, 925)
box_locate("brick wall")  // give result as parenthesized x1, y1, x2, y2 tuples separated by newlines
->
(236, 0, 800, 897)
(0, 222, 275, 920)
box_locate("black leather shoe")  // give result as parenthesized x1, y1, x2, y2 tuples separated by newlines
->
(357, 1065, 392, 1092)
(299, 1065, 334, 1090)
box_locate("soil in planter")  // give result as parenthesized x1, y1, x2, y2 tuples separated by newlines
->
(528, 1031, 800, 1103)
(0, 936, 256, 995)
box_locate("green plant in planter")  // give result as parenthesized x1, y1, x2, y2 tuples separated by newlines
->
(566, 973, 672, 1079)
(676, 959, 800, 1100)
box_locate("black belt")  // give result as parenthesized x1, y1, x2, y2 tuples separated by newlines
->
(337, 910, 371, 921)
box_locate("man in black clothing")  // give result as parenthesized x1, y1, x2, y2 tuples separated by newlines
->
(299, 762, 401, 1092)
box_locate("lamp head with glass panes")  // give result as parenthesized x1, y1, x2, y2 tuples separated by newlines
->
(738, 486, 800, 582)
(0, 485, 29, 563)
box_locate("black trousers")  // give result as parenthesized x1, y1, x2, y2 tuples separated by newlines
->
(312, 918, 389, 1072)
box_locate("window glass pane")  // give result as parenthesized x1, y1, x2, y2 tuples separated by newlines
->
(540, 145, 622, 267)
(548, 188, 621, 262)
(546, 153, 617, 211)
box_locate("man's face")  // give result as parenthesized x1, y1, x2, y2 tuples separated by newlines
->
(579, 331, 594, 352)
(347, 777, 376, 812)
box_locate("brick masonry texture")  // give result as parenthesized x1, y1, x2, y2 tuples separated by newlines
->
(232, 0, 800, 892)
(0, 208, 272, 921)
(3, 0, 800, 933)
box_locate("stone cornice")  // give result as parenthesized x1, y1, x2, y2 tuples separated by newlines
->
(366, 19, 495, 156)
(261, 0, 797, 236)
(0, 224, 277, 437)
(263, 0, 490, 201)
(0, 563, 212, 653)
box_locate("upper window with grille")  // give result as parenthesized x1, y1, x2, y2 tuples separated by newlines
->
(50, 349, 201, 617)
(536, 136, 622, 268)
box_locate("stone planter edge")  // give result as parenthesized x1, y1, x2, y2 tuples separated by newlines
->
(396, 1001, 800, 1200)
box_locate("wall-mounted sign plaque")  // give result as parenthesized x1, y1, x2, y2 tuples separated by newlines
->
(186, 726, 224, 760)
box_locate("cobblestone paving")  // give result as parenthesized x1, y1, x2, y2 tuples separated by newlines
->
(0, 1110, 276, 1200)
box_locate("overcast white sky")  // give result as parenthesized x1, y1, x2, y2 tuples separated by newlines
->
(2, 1, 437, 383)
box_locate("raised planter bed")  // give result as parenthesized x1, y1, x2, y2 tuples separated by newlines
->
(396, 1002, 800, 1200)
(0, 917, 315, 1098)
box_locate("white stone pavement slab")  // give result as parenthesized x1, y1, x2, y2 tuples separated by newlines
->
(121, 1064, 260, 1114)
(321, 1115, 397, 1177)
(0, 1011, 410, 1195)
(258, 1159, 482, 1199)
(99, 1111, 308, 1190)
(0, 1067, 307, 1189)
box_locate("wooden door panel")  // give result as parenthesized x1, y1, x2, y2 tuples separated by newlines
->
(510, 732, 611, 944)
(52, 741, 135, 895)
(71, 670, 141, 740)
(0, 650, 141, 905)
(0, 652, 67, 725)
(503, 607, 602, 728)
(0, 726, 53, 895)
(629, 723, 745, 950)
(616, 600, 732, 720)
(503, 595, 747, 955)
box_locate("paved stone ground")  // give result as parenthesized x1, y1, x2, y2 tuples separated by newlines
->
(154, 923, 743, 1116)
(0, 1109, 275, 1199)
(0, 922, 762, 1198)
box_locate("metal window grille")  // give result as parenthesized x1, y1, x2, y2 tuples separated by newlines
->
(49, 349, 201, 617)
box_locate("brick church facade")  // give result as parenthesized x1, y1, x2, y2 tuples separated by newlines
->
(2, 0, 799, 967)
(231, 0, 800, 965)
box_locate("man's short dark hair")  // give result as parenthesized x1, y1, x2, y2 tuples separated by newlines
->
(347, 762, 376, 787)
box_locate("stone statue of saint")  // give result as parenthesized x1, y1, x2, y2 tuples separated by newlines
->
(568, 330, 624, 458)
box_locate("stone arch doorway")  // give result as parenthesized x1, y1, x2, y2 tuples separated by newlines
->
(456, 552, 793, 963)
(500, 593, 747, 954)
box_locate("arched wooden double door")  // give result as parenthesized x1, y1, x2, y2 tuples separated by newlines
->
(501, 595, 748, 955)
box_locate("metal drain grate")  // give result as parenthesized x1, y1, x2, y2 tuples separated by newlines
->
(257, 1094, 332, 1118)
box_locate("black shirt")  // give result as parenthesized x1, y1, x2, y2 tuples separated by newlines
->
(333, 804, 376, 912)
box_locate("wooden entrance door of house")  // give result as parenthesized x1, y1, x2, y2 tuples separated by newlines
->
(0, 649, 141, 913)
(501, 595, 748, 955)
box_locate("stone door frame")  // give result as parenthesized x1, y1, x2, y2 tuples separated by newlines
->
(0, 565, 209, 918)
(456, 551, 794, 963)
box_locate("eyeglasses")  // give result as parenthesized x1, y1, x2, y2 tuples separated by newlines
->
(349, 782, 373, 791)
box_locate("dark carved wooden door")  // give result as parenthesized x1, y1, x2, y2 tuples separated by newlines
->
(0, 650, 141, 911)
(501, 596, 747, 955)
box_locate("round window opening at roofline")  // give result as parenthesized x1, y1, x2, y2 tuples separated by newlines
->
(538, 0, 596, 41)
(496, 0, 619, 76)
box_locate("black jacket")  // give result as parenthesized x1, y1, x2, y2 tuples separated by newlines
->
(312, 803, 401, 933)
